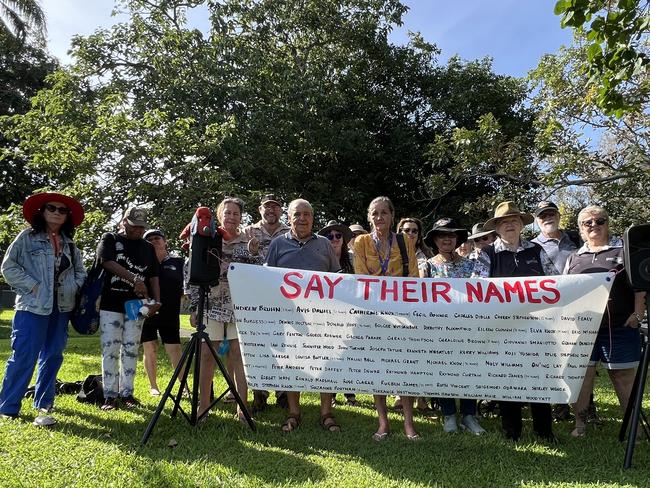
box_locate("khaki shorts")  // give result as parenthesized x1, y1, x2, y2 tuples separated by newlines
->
(205, 319, 238, 342)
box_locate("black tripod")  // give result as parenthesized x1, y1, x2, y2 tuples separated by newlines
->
(141, 284, 255, 445)
(618, 310, 649, 468)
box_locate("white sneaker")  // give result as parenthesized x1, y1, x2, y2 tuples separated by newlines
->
(33, 415, 56, 427)
(443, 415, 458, 433)
(461, 415, 486, 435)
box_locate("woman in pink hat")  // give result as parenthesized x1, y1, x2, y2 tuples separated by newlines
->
(0, 192, 86, 426)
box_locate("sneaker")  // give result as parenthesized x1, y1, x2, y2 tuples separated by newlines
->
(101, 397, 118, 411)
(0, 413, 18, 420)
(461, 415, 486, 435)
(443, 415, 458, 433)
(121, 395, 141, 409)
(33, 415, 56, 427)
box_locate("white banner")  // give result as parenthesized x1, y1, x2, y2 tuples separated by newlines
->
(228, 264, 613, 403)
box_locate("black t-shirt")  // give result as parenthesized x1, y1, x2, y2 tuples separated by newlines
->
(97, 232, 158, 313)
(144, 256, 184, 326)
(565, 246, 635, 329)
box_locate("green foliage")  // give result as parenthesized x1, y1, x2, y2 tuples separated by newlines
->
(2, 0, 534, 250)
(529, 39, 650, 233)
(0, 0, 46, 45)
(0, 30, 57, 208)
(554, 0, 649, 116)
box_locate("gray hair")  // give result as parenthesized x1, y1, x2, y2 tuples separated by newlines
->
(288, 198, 313, 217)
(367, 196, 395, 228)
(577, 205, 609, 240)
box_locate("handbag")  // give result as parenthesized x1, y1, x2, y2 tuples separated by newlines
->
(69, 242, 106, 335)
(76, 374, 105, 405)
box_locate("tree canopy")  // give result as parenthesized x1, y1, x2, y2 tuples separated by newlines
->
(1, 0, 535, 255)
(0, 0, 46, 45)
(554, 0, 649, 116)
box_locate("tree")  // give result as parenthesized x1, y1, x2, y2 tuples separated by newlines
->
(2, 0, 535, 254)
(529, 39, 649, 232)
(554, 0, 649, 116)
(0, 29, 57, 210)
(0, 0, 46, 45)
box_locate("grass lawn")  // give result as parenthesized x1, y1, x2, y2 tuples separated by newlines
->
(0, 309, 649, 487)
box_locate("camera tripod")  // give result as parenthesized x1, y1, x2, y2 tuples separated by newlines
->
(141, 284, 255, 445)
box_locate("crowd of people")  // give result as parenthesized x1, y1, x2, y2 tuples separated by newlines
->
(0, 191, 646, 444)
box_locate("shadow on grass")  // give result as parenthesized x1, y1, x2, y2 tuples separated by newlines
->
(46, 391, 650, 488)
(2, 323, 649, 487)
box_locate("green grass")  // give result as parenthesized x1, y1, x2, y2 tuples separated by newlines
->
(0, 309, 649, 487)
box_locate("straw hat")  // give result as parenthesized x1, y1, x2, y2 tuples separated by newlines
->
(483, 201, 533, 231)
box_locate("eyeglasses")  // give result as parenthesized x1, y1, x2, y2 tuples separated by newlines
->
(327, 232, 343, 240)
(401, 228, 419, 234)
(581, 218, 607, 228)
(44, 204, 70, 215)
(474, 235, 492, 243)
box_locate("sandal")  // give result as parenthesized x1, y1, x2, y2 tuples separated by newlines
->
(571, 426, 586, 438)
(319, 413, 341, 432)
(281, 413, 301, 433)
(372, 431, 390, 442)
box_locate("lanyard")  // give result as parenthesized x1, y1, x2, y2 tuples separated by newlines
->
(372, 231, 393, 276)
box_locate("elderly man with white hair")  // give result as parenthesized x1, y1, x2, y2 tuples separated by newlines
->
(265, 198, 341, 433)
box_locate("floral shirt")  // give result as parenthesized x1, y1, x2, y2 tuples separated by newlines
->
(424, 254, 474, 279)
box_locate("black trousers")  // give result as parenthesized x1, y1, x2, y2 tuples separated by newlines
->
(500, 401, 553, 440)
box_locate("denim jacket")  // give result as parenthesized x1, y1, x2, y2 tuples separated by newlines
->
(1, 229, 86, 315)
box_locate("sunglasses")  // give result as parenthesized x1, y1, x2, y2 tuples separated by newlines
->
(581, 217, 607, 228)
(44, 204, 71, 215)
(327, 232, 343, 240)
(474, 235, 492, 242)
(401, 228, 419, 234)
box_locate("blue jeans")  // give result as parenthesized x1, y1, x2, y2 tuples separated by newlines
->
(439, 397, 477, 416)
(0, 308, 70, 415)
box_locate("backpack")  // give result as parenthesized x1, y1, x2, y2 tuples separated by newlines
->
(76, 374, 105, 405)
(69, 236, 113, 335)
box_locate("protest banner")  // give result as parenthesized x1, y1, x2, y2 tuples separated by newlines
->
(228, 264, 613, 403)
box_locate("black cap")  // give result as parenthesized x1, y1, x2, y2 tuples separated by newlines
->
(260, 194, 282, 206)
(143, 229, 165, 239)
(534, 201, 559, 217)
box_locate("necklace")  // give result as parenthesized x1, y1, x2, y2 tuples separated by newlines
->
(372, 231, 393, 275)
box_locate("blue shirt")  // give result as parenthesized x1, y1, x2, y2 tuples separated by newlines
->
(265, 231, 340, 272)
(531, 231, 577, 275)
